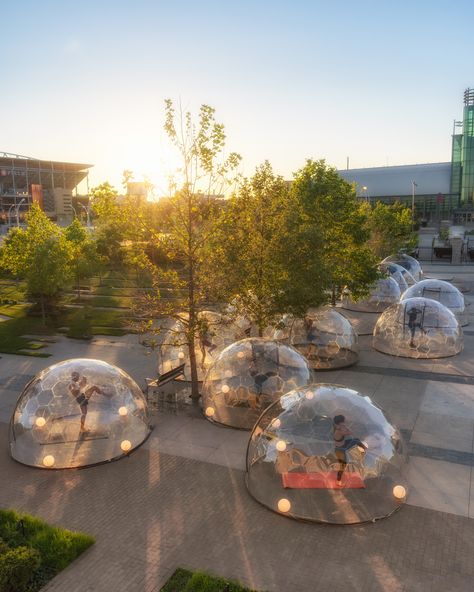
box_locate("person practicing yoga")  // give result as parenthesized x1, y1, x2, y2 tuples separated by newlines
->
(333, 414, 367, 485)
(68, 371, 105, 432)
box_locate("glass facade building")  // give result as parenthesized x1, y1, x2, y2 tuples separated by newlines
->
(456, 88, 474, 206)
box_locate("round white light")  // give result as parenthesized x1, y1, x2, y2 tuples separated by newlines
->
(277, 498, 291, 513)
(178, 351, 185, 359)
(305, 391, 315, 400)
(276, 440, 287, 452)
(121, 440, 132, 452)
(118, 406, 128, 416)
(237, 351, 245, 359)
(393, 485, 406, 500)
(205, 407, 215, 417)
(35, 417, 46, 427)
(272, 418, 281, 429)
(43, 455, 55, 467)
(222, 384, 230, 393)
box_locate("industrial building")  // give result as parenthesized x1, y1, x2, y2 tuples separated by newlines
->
(0, 152, 92, 226)
(338, 88, 474, 224)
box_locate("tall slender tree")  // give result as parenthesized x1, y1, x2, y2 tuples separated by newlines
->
(139, 101, 241, 400)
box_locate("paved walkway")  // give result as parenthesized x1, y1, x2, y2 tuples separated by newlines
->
(0, 263, 474, 590)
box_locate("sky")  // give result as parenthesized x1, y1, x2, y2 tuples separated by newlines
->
(3, 0, 474, 195)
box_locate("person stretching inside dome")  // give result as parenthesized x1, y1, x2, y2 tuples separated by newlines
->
(333, 415, 367, 485)
(69, 371, 106, 433)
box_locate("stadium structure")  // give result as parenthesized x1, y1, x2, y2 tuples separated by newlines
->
(338, 88, 474, 224)
(0, 152, 92, 227)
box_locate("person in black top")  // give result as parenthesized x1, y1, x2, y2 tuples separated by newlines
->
(68, 372, 105, 432)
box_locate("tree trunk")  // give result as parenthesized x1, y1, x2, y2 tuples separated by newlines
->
(331, 284, 336, 306)
(77, 274, 81, 301)
(188, 333, 200, 402)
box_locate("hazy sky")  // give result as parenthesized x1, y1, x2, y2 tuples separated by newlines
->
(3, 0, 474, 194)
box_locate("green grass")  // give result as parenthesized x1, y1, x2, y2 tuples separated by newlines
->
(160, 568, 262, 592)
(59, 307, 128, 339)
(0, 509, 94, 592)
(0, 309, 54, 357)
(0, 269, 151, 353)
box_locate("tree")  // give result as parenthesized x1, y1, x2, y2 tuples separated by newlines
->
(139, 101, 241, 401)
(0, 204, 73, 323)
(64, 218, 100, 300)
(363, 201, 416, 259)
(290, 160, 379, 304)
(208, 161, 326, 334)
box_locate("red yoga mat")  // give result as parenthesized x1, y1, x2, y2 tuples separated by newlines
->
(281, 471, 365, 489)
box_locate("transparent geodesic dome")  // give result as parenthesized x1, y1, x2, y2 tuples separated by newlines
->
(341, 277, 401, 313)
(159, 311, 251, 381)
(373, 297, 463, 358)
(401, 279, 468, 326)
(246, 385, 408, 524)
(269, 308, 359, 370)
(202, 338, 311, 429)
(379, 262, 416, 291)
(381, 254, 423, 282)
(9, 359, 150, 469)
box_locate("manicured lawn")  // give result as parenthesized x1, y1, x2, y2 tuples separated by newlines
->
(0, 305, 52, 357)
(160, 568, 263, 592)
(0, 509, 94, 592)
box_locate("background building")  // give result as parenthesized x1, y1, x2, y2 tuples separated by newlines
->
(338, 88, 474, 224)
(0, 152, 92, 226)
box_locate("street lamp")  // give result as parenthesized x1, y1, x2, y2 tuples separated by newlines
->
(79, 203, 91, 228)
(362, 186, 369, 203)
(411, 181, 418, 230)
(15, 198, 26, 227)
(7, 204, 16, 227)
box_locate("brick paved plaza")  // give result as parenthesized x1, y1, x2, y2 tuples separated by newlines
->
(1, 264, 474, 591)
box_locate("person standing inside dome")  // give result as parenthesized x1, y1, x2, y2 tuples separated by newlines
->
(68, 371, 105, 433)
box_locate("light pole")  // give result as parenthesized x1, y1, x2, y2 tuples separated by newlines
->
(15, 198, 26, 227)
(362, 186, 369, 203)
(79, 203, 91, 228)
(411, 181, 417, 230)
(7, 204, 15, 227)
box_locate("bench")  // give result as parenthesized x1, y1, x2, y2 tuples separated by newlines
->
(145, 364, 187, 412)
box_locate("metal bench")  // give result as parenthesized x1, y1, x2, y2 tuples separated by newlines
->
(145, 364, 187, 413)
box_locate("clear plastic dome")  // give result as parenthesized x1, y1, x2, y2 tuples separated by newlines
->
(269, 308, 359, 370)
(202, 338, 311, 429)
(159, 311, 250, 381)
(246, 385, 408, 524)
(373, 297, 463, 358)
(341, 277, 401, 313)
(379, 262, 416, 291)
(9, 359, 150, 469)
(381, 254, 423, 282)
(401, 279, 468, 326)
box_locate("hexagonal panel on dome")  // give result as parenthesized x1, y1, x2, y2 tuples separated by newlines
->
(158, 311, 251, 381)
(9, 359, 150, 469)
(381, 253, 423, 282)
(401, 279, 468, 326)
(246, 385, 408, 524)
(341, 277, 401, 313)
(270, 308, 359, 370)
(379, 262, 416, 291)
(202, 338, 311, 429)
(373, 297, 463, 358)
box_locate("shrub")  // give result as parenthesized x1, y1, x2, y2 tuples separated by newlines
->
(0, 545, 41, 592)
